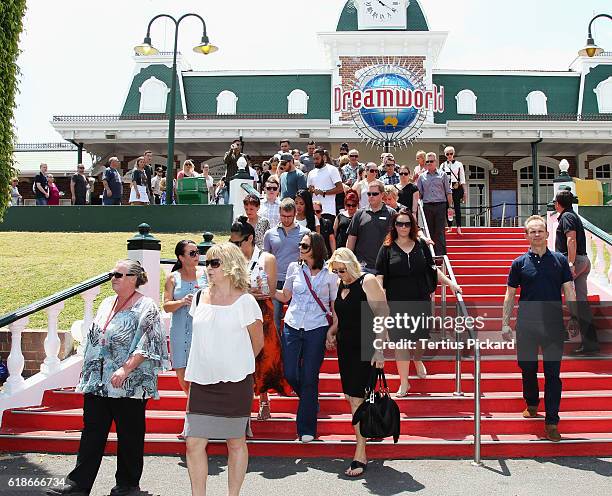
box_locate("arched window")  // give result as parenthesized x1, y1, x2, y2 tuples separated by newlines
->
(455, 89, 477, 115)
(594, 77, 612, 113)
(139, 77, 170, 113)
(588, 156, 612, 193)
(526, 91, 548, 115)
(514, 157, 559, 219)
(287, 89, 309, 114)
(216, 90, 238, 115)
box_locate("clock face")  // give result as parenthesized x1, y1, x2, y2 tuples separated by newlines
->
(358, 0, 407, 29)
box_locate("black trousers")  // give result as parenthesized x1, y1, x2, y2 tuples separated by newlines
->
(423, 202, 447, 256)
(516, 326, 563, 425)
(447, 185, 464, 228)
(68, 394, 147, 490)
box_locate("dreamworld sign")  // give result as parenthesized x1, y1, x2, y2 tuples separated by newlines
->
(333, 65, 445, 148)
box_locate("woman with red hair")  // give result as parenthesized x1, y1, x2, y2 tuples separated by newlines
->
(333, 190, 359, 248)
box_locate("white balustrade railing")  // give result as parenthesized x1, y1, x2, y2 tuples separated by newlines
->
(41, 301, 65, 375)
(584, 225, 612, 287)
(4, 317, 29, 395)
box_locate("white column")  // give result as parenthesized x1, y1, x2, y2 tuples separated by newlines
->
(78, 286, 100, 355)
(127, 223, 161, 304)
(546, 211, 557, 251)
(4, 317, 29, 395)
(41, 301, 65, 375)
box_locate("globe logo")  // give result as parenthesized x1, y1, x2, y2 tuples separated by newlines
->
(359, 73, 418, 133)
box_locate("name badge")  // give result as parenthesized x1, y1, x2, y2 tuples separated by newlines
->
(379, 217, 387, 220)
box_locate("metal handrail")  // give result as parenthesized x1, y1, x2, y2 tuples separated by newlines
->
(579, 215, 612, 245)
(0, 273, 112, 329)
(417, 200, 482, 465)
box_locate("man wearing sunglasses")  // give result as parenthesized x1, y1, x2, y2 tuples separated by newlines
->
(381, 156, 400, 186)
(346, 180, 396, 274)
(341, 149, 362, 187)
(260, 177, 281, 227)
(439, 146, 466, 235)
(279, 153, 307, 200)
(417, 152, 453, 256)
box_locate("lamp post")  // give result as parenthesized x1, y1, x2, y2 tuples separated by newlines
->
(135, 14, 218, 205)
(578, 13, 611, 57)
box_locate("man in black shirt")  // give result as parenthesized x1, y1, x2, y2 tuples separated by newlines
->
(554, 190, 599, 354)
(34, 163, 49, 205)
(70, 164, 89, 205)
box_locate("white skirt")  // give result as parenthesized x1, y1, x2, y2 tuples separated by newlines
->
(129, 185, 149, 204)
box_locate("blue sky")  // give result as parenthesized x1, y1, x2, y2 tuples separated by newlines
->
(14, 0, 612, 142)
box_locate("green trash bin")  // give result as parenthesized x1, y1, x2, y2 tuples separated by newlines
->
(176, 177, 209, 205)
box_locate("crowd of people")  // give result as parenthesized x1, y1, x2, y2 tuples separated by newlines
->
(48, 140, 591, 496)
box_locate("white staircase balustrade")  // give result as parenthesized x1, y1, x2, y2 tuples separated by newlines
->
(592, 236, 609, 285)
(41, 301, 65, 375)
(79, 286, 100, 355)
(3, 317, 29, 395)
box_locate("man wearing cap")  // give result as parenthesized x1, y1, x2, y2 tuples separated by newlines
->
(280, 153, 307, 200)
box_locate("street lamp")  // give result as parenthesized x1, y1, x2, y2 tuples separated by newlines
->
(578, 13, 611, 57)
(135, 14, 218, 205)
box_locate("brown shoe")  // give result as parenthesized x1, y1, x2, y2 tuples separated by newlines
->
(522, 406, 538, 418)
(545, 424, 561, 442)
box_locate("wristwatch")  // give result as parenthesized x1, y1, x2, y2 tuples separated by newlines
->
(322, 191, 326, 197)
(569, 262, 574, 268)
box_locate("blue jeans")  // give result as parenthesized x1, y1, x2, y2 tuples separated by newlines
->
(282, 324, 328, 438)
(36, 197, 48, 206)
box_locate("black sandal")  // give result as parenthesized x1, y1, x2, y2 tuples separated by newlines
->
(345, 460, 367, 477)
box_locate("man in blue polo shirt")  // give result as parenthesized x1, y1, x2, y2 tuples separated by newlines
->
(502, 215, 578, 442)
(263, 198, 309, 332)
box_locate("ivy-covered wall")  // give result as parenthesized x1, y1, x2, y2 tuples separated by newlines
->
(0, 0, 27, 220)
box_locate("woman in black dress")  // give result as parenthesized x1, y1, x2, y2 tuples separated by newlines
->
(326, 248, 388, 477)
(396, 164, 419, 214)
(375, 209, 461, 397)
(333, 190, 359, 248)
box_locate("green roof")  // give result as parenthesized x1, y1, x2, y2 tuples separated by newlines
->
(336, 0, 429, 31)
(582, 65, 612, 114)
(122, 64, 183, 115)
(182, 74, 331, 118)
(432, 74, 581, 122)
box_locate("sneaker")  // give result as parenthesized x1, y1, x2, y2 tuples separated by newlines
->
(545, 424, 561, 442)
(301, 434, 314, 443)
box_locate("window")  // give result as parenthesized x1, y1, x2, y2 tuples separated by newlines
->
(594, 163, 612, 193)
(518, 165, 556, 218)
(594, 77, 612, 113)
(216, 90, 238, 115)
(526, 91, 548, 115)
(287, 89, 309, 114)
(455, 89, 477, 115)
(138, 77, 170, 113)
(468, 165, 485, 180)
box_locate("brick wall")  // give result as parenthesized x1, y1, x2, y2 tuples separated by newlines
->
(0, 329, 74, 379)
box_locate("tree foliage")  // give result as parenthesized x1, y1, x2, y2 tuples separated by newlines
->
(0, 0, 27, 220)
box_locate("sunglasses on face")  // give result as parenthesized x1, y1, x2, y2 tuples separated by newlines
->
(185, 249, 199, 258)
(229, 237, 248, 247)
(299, 242, 311, 250)
(445, 153, 454, 156)
(425, 160, 435, 164)
(367, 192, 380, 197)
(266, 186, 278, 191)
(386, 163, 395, 167)
(399, 172, 410, 176)
(332, 268, 347, 274)
(368, 169, 377, 173)
(395, 221, 411, 228)
(349, 155, 358, 158)
(345, 203, 357, 208)
(204, 259, 222, 268)
(110, 271, 135, 279)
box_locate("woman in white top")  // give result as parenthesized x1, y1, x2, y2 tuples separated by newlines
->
(352, 163, 379, 209)
(184, 243, 264, 496)
(276, 232, 338, 443)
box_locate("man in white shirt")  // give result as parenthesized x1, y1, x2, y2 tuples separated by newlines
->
(259, 176, 281, 226)
(439, 146, 467, 235)
(307, 147, 343, 221)
(201, 163, 215, 202)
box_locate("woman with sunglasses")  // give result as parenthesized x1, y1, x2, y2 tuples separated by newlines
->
(326, 248, 388, 477)
(396, 164, 420, 214)
(52, 260, 168, 496)
(275, 232, 338, 443)
(241, 194, 270, 249)
(184, 243, 264, 496)
(230, 218, 291, 421)
(163, 240, 208, 394)
(375, 209, 461, 396)
(295, 189, 320, 233)
(334, 190, 359, 249)
(352, 162, 379, 209)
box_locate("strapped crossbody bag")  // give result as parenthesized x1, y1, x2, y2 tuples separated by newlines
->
(302, 268, 334, 326)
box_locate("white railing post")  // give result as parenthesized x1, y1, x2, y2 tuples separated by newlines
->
(4, 317, 29, 395)
(127, 223, 161, 304)
(79, 286, 100, 355)
(586, 231, 593, 261)
(607, 243, 612, 285)
(41, 301, 65, 375)
(592, 237, 608, 284)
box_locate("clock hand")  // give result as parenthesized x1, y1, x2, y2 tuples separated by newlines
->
(377, 0, 397, 12)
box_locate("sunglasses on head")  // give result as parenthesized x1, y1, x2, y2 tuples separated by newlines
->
(395, 221, 411, 228)
(332, 268, 347, 274)
(299, 242, 311, 250)
(204, 259, 222, 268)
(266, 186, 278, 191)
(229, 237, 248, 247)
(110, 271, 135, 279)
(367, 192, 380, 197)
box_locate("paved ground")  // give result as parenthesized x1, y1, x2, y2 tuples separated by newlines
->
(0, 453, 611, 496)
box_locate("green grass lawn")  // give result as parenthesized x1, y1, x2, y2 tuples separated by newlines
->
(0, 232, 229, 329)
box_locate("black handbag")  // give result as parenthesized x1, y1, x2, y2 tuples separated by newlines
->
(419, 239, 438, 294)
(352, 369, 401, 443)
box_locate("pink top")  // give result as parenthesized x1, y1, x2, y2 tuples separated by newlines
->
(48, 183, 60, 205)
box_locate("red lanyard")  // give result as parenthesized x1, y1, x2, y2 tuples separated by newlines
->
(100, 291, 136, 346)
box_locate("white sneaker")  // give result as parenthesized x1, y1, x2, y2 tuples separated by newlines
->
(301, 434, 314, 443)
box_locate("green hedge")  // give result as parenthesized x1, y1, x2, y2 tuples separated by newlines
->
(0, 0, 27, 220)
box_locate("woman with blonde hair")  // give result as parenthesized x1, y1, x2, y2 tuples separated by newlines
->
(129, 156, 149, 205)
(326, 248, 388, 477)
(184, 243, 264, 496)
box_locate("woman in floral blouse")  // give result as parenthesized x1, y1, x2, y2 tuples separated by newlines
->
(52, 259, 168, 496)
